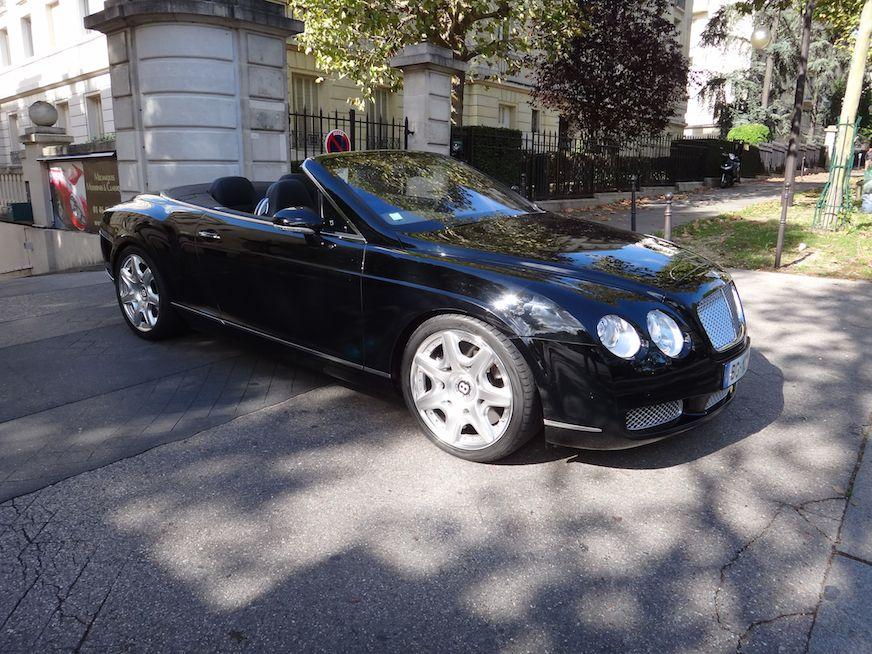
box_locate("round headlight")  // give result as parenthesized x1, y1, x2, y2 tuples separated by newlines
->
(646, 310, 685, 358)
(597, 315, 641, 359)
(731, 285, 745, 324)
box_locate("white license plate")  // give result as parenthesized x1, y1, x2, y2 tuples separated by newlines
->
(723, 349, 750, 389)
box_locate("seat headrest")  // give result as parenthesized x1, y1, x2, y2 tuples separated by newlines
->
(209, 176, 256, 212)
(267, 179, 314, 216)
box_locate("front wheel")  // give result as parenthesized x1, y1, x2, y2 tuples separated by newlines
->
(401, 314, 541, 462)
(115, 247, 183, 340)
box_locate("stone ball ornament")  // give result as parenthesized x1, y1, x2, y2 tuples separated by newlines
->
(28, 101, 59, 127)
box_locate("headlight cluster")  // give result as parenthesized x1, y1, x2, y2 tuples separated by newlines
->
(597, 310, 686, 359)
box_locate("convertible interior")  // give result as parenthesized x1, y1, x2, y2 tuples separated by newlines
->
(165, 173, 318, 218)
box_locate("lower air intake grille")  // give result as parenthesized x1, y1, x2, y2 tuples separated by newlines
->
(626, 400, 683, 431)
(704, 387, 732, 410)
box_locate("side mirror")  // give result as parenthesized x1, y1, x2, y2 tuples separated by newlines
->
(273, 207, 322, 232)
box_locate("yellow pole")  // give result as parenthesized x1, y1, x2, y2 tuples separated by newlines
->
(822, 0, 872, 225)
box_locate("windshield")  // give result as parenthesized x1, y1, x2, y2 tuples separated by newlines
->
(316, 151, 540, 231)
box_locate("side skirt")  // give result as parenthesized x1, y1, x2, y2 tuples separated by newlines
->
(170, 302, 391, 380)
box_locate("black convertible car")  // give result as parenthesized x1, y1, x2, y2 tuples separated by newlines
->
(100, 151, 750, 462)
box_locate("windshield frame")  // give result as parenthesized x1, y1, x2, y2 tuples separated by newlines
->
(313, 150, 542, 233)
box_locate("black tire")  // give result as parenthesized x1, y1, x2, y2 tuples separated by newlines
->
(720, 174, 729, 189)
(114, 246, 184, 340)
(400, 314, 542, 462)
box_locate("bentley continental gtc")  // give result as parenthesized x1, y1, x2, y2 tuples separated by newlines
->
(100, 151, 750, 462)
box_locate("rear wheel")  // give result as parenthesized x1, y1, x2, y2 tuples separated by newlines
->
(401, 314, 541, 462)
(115, 247, 183, 340)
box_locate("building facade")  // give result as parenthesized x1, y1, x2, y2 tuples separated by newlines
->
(0, 0, 694, 167)
(0, 0, 113, 165)
(684, 0, 752, 136)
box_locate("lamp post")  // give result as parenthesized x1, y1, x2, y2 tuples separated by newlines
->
(750, 11, 779, 110)
(774, 0, 814, 269)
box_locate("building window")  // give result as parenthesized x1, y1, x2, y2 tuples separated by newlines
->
(291, 75, 319, 150)
(46, 2, 60, 49)
(56, 100, 69, 131)
(292, 75, 319, 113)
(368, 88, 391, 121)
(20, 15, 33, 58)
(0, 29, 10, 67)
(8, 112, 19, 145)
(498, 104, 515, 129)
(531, 109, 540, 133)
(86, 94, 104, 138)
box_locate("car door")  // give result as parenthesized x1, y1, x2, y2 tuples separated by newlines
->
(194, 195, 365, 365)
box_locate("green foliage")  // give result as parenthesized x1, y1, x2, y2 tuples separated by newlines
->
(670, 193, 872, 281)
(529, 0, 689, 138)
(697, 3, 852, 142)
(286, 0, 567, 107)
(451, 126, 522, 187)
(727, 123, 771, 143)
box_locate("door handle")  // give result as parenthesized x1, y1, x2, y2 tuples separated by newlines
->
(198, 229, 221, 241)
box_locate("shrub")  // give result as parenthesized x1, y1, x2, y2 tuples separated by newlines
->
(727, 123, 770, 145)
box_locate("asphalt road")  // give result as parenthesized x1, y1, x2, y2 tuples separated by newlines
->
(1, 267, 870, 653)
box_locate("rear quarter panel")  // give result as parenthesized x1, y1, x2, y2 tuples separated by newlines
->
(102, 196, 208, 309)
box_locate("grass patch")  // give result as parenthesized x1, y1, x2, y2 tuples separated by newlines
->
(669, 190, 872, 281)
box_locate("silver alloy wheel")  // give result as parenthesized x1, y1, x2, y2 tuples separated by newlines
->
(410, 328, 513, 450)
(118, 253, 160, 332)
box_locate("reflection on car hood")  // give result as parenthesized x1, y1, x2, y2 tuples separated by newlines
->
(403, 212, 727, 295)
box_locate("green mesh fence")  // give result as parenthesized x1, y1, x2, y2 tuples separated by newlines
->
(813, 119, 860, 230)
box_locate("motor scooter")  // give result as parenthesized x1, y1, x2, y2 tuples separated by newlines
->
(720, 152, 741, 188)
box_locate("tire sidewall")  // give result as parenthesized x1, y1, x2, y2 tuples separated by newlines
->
(401, 314, 538, 462)
(114, 246, 177, 340)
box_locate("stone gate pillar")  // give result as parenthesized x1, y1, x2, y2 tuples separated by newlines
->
(85, 1, 303, 199)
(390, 44, 467, 155)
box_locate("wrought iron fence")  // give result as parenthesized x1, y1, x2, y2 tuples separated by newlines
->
(289, 108, 410, 160)
(451, 128, 709, 201)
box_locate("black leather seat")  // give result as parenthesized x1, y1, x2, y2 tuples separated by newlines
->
(265, 179, 314, 216)
(278, 173, 316, 206)
(209, 176, 256, 213)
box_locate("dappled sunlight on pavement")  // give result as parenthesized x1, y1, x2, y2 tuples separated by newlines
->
(0, 270, 869, 652)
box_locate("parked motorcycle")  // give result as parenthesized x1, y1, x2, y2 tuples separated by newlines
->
(720, 152, 741, 188)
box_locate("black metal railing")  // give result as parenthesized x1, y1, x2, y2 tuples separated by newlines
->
(451, 128, 709, 201)
(289, 108, 411, 160)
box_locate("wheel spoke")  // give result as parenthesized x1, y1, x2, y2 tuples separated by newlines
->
(119, 266, 136, 285)
(469, 409, 496, 444)
(140, 268, 154, 287)
(414, 353, 450, 385)
(441, 331, 465, 370)
(119, 289, 137, 304)
(416, 387, 449, 410)
(468, 347, 495, 379)
(478, 383, 512, 409)
(442, 409, 465, 445)
(129, 257, 143, 282)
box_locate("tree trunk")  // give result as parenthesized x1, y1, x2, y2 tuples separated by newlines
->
(452, 69, 466, 127)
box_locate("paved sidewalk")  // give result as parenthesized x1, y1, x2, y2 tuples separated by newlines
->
(0, 269, 870, 652)
(573, 180, 824, 234)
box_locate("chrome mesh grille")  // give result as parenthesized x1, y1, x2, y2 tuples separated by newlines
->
(626, 400, 683, 431)
(697, 285, 742, 351)
(704, 387, 731, 411)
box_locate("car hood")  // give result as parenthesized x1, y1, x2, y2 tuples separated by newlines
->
(400, 212, 728, 298)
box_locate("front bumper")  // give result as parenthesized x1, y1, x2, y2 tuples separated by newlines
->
(544, 384, 737, 450)
(524, 336, 751, 451)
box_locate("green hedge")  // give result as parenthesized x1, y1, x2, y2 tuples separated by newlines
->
(451, 126, 523, 187)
